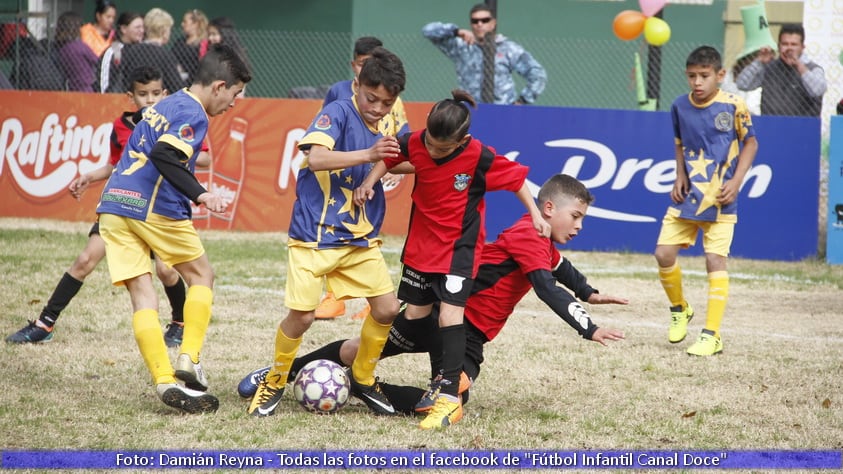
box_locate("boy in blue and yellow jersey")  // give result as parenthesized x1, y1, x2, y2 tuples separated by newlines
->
(248, 47, 406, 417)
(97, 44, 251, 414)
(655, 46, 758, 356)
(315, 35, 410, 320)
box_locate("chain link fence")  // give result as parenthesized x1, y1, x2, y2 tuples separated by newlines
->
(4, 25, 840, 117)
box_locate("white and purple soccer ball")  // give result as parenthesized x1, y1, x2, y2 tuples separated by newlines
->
(292, 359, 350, 414)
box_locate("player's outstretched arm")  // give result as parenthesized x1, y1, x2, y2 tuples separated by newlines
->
(586, 293, 629, 305)
(69, 164, 115, 200)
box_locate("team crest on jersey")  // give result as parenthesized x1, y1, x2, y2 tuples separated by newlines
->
(315, 114, 332, 130)
(714, 112, 733, 132)
(178, 124, 196, 142)
(454, 173, 471, 192)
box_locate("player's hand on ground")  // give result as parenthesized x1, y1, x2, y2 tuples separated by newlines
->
(353, 183, 375, 206)
(587, 293, 629, 305)
(197, 192, 229, 214)
(591, 327, 625, 346)
(368, 136, 400, 162)
(68, 175, 91, 200)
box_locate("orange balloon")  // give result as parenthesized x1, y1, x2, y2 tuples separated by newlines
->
(613, 10, 646, 41)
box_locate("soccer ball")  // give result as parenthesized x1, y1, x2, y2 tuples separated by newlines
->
(292, 359, 350, 414)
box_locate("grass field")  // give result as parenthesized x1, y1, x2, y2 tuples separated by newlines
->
(1, 217, 842, 473)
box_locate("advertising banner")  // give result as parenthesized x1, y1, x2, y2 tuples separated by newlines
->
(827, 115, 843, 264)
(470, 104, 820, 261)
(0, 92, 821, 260)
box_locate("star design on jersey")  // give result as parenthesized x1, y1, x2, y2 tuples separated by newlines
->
(687, 149, 713, 180)
(337, 186, 357, 220)
(343, 204, 374, 238)
(692, 166, 724, 216)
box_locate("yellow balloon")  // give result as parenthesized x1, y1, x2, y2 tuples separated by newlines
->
(643, 17, 671, 46)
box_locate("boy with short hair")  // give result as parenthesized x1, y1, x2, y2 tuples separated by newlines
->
(315, 35, 410, 320)
(655, 45, 757, 356)
(5, 66, 198, 347)
(247, 47, 406, 417)
(97, 44, 251, 413)
(239, 174, 628, 414)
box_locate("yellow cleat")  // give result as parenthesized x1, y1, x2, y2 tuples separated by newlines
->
(247, 380, 285, 417)
(668, 303, 694, 343)
(419, 395, 463, 430)
(686, 329, 723, 356)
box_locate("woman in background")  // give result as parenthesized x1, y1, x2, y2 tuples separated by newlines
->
(80, 0, 116, 57)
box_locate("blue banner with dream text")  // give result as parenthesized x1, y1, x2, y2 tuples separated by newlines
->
(470, 105, 820, 261)
(2, 449, 840, 469)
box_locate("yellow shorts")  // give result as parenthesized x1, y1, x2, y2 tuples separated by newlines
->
(656, 211, 734, 257)
(285, 245, 394, 311)
(99, 213, 205, 285)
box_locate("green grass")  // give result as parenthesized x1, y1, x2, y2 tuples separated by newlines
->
(1, 218, 842, 473)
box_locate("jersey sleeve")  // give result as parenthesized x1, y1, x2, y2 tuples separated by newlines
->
(298, 102, 345, 152)
(153, 106, 208, 162)
(485, 152, 529, 192)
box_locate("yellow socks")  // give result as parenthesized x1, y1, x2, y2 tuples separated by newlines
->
(133, 309, 175, 385)
(351, 314, 391, 386)
(659, 263, 685, 309)
(268, 328, 301, 388)
(180, 285, 213, 363)
(705, 271, 729, 336)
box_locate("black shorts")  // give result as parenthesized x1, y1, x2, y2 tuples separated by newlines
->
(382, 305, 486, 382)
(397, 264, 474, 307)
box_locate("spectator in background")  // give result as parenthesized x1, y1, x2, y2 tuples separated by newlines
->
(79, 0, 116, 57)
(119, 8, 184, 94)
(55, 11, 98, 92)
(720, 52, 761, 116)
(95, 11, 145, 93)
(422, 3, 546, 105)
(10, 35, 65, 90)
(736, 23, 826, 116)
(207, 17, 249, 69)
(172, 9, 209, 85)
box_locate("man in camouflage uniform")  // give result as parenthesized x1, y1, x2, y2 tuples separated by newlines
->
(422, 3, 546, 105)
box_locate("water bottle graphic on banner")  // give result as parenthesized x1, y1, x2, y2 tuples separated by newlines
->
(208, 117, 247, 229)
(191, 139, 213, 227)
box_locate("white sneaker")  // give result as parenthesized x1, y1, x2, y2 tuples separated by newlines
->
(174, 353, 209, 392)
(156, 383, 218, 414)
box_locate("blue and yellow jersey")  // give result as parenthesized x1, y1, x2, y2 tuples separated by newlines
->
(97, 89, 208, 222)
(290, 97, 401, 249)
(670, 89, 754, 223)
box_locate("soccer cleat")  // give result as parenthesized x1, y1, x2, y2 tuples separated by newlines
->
(175, 353, 209, 392)
(237, 366, 270, 398)
(163, 322, 184, 348)
(5, 320, 54, 344)
(247, 380, 285, 417)
(156, 383, 219, 414)
(348, 370, 396, 416)
(350, 303, 371, 321)
(686, 329, 723, 356)
(315, 292, 345, 319)
(415, 371, 472, 413)
(668, 303, 694, 343)
(419, 395, 463, 430)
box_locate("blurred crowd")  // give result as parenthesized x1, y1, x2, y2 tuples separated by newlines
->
(4, 0, 249, 94)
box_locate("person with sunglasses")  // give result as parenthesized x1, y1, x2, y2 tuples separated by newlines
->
(422, 3, 546, 105)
